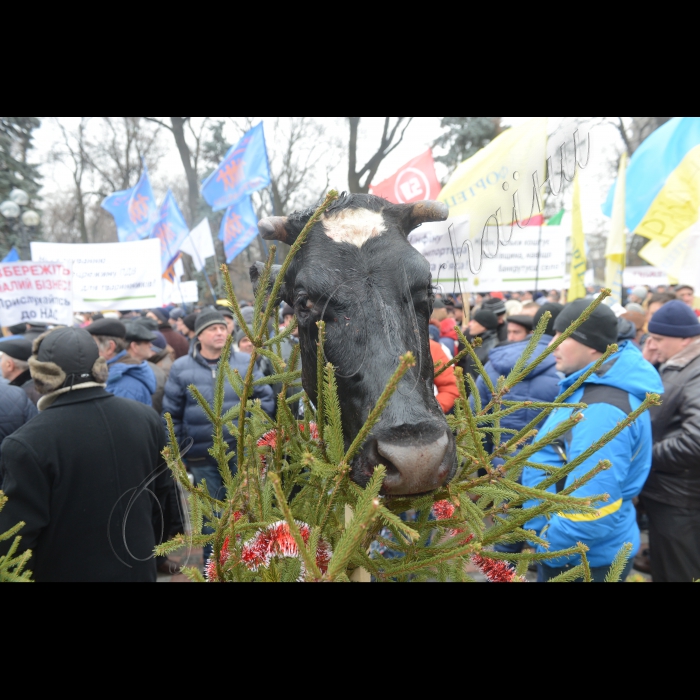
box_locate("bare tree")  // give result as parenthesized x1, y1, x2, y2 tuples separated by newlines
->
(47, 118, 163, 244)
(144, 117, 211, 223)
(51, 118, 92, 244)
(347, 117, 413, 193)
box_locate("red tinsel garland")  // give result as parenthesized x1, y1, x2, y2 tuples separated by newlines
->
(432, 500, 526, 584)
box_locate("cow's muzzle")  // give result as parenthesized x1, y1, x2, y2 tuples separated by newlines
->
(353, 427, 458, 497)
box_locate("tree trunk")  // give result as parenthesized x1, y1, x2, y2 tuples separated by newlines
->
(348, 118, 362, 194)
(170, 117, 200, 225)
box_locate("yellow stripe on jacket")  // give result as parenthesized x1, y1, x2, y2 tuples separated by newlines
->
(559, 499, 624, 523)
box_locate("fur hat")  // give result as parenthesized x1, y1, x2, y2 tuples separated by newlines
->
(29, 328, 109, 395)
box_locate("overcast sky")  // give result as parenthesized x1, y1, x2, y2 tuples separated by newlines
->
(33, 117, 622, 231)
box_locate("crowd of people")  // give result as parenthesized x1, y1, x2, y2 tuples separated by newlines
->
(429, 283, 700, 582)
(0, 279, 699, 583)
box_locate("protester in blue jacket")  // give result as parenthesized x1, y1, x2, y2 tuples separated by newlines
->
(163, 310, 275, 488)
(88, 319, 156, 407)
(163, 311, 275, 563)
(521, 301, 664, 582)
(474, 310, 562, 445)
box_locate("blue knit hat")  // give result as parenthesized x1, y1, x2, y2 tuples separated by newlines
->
(648, 300, 700, 338)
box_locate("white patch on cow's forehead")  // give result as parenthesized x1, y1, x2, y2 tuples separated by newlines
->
(322, 209, 386, 247)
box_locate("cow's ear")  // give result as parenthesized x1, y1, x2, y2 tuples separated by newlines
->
(258, 216, 299, 246)
(250, 263, 287, 305)
(396, 201, 449, 235)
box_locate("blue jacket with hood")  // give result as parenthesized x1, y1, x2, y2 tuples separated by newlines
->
(521, 341, 664, 569)
(475, 336, 562, 441)
(106, 351, 157, 408)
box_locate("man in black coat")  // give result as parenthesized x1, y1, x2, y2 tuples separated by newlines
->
(642, 302, 700, 583)
(0, 327, 180, 583)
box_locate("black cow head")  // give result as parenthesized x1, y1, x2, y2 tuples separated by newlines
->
(250, 193, 457, 497)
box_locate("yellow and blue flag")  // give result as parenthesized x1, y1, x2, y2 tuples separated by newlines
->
(202, 123, 271, 212)
(219, 197, 258, 264)
(603, 117, 700, 246)
(2, 247, 19, 263)
(102, 166, 159, 243)
(151, 191, 191, 274)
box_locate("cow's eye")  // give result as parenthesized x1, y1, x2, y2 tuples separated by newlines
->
(295, 295, 315, 317)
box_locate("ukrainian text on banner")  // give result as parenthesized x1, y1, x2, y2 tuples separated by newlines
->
(409, 216, 567, 294)
(0, 262, 73, 327)
(623, 267, 670, 289)
(439, 118, 548, 230)
(31, 240, 162, 312)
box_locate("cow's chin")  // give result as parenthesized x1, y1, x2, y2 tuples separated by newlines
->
(350, 432, 458, 498)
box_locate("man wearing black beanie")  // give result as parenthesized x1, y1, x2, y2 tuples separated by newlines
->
(520, 300, 665, 582)
(641, 301, 700, 582)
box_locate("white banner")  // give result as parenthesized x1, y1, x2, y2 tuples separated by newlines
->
(163, 279, 199, 306)
(0, 262, 74, 327)
(31, 240, 163, 312)
(409, 216, 567, 293)
(623, 266, 670, 289)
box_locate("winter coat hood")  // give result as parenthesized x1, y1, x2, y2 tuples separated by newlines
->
(488, 336, 557, 379)
(107, 352, 157, 394)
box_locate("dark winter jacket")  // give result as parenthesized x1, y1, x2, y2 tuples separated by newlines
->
(461, 330, 499, 382)
(0, 383, 37, 450)
(159, 324, 190, 360)
(106, 351, 157, 407)
(643, 338, 700, 509)
(0, 386, 178, 582)
(162, 344, 276, 467)
(474, 336, 561, 444)
(149, 348, 174, 415)
(9, 370, 41, 406)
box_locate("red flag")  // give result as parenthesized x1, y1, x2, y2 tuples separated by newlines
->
(370, 150, 442, 204)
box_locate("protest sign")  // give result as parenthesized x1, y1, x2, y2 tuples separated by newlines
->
(0, 262, 73, 327)
(163, 279, 199, 306)
(409, 216, 567, 294)
(623, 266, 670, 289)
(31, 240, 162, 312)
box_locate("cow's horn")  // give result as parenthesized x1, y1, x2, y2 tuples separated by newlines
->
(410, 201, 450, 226)
(258, 216, 292, 244)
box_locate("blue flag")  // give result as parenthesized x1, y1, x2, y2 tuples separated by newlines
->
(102, 167, 159, 242)
(2, 247, 20, 263)
(219, 197, 259, 264)
(151, 191, 191, 274)
(202, 123, 271, 212)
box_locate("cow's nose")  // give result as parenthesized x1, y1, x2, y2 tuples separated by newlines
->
(377, 432, 451, 496)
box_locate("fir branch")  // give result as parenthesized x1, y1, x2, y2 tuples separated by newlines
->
(221, 263, 256, 345)
(316, 322, 327, 452)
(606, 543, 634, 583)
(327, 467, 385, 581)
(344, 352, 416, 465)
(324, 363, 345, 464)
(262, 317, 298, 347)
